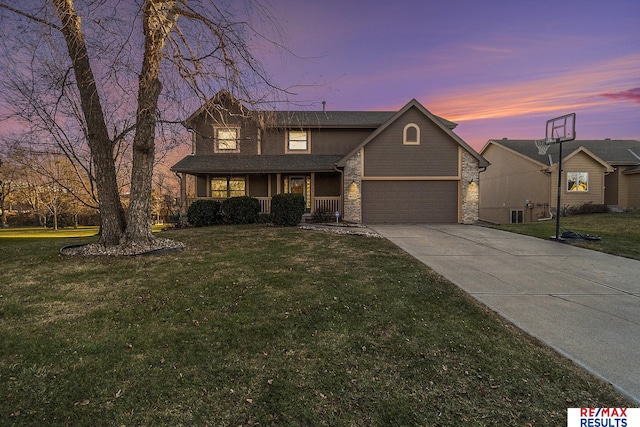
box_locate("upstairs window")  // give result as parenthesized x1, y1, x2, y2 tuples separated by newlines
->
(287, 130, 309, 152)
(403, 123, 420, 145)
(567, 172, 588, 192)
(216, 128, 239, 152)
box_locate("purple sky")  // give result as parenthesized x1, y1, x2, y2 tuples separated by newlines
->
(258, 0, 640, 150)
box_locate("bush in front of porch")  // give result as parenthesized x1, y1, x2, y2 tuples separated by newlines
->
(271, 193, 305, 226)
(187, 199, 223, 227)
(221, 196, 260, 224)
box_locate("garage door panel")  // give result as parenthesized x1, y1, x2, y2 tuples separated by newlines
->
(362, 181, 458, 223)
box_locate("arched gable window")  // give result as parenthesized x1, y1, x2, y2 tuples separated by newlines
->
(403, 123, 420, 145)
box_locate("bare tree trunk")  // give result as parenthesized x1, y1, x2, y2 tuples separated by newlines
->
(125, 0, 178, 244)
(52, 204, 58, 231)
(53, 0, 126, 246)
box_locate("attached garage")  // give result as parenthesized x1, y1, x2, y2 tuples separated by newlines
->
(361, 180, 459, 223)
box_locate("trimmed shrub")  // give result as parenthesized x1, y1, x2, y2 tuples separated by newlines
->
(311, 208, 334, 223)
(221, 196, 260, 224)
(271, 193, 305, 226)
(187, 199, 222, 227)
(565, 202, 610, 216)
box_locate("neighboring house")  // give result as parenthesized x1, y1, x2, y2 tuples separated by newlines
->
(479, 138, 640, 224)
(171, 90, 489, 224)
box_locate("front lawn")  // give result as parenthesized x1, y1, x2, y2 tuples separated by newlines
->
(0, 225, 631, 426)
(489, 211, 640, 260)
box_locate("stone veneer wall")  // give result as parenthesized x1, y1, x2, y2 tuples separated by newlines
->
(461, 150, 480, 224)
(342, 150, 362, 223)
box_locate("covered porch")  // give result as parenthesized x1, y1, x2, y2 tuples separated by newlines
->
(172, 154, 345, 222)
(178, 171, 342, 219)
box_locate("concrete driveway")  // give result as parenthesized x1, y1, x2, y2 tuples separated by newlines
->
(368, 224, 640, 404)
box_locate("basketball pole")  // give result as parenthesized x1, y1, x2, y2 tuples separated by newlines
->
(545, 112, 575, 241)
(554, 139, 563, 241)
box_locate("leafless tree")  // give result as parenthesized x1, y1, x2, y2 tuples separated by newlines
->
(0, 153, 19, 226)
(0, 0, 286, 249)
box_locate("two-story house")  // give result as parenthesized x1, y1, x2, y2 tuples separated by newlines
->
(171, 90, 489, 224)
(479, 138, 640, 224)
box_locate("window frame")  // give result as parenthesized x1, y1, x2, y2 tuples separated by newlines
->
(566, 171, 589, 192)
(214, 127, 240, 153)
(403, 123, 420, 145)
(510, 209, 524, 224)
(286, 129, 310, 153)
(210, 176, 246, 198)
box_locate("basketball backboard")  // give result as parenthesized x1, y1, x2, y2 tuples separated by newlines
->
(545, 113, 576, 144)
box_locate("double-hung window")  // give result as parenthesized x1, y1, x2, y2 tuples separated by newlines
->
(287, 130, 309, 152)
(210, 177, 246, 198)
(216, 128, 239, 152)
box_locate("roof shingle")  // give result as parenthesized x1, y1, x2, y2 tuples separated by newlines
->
(488, 139, 640, 166)
(171, 154, 343, 174)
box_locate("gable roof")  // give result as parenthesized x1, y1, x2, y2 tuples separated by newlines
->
(483, 139, 640, 167)
(183, 90, 250, 127)
(183, 90, 459, 131)
(262, 110, 458, 130)
(337, 99, 489, 168)
(481, 139, 549, 168)
(553, 147, 614, 172)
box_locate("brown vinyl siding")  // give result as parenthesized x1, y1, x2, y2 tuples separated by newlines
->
(362, 181, 458, 223)
(618, 167, 639, 208)
(193, 114, 259, 155)
(310, 129, 372, 155)
(196, 176, 208, 197)
(550, 152, 608, 207)
(314, 172, 341, 196)
(479, 143, 550, 223)
(248, 175, 269, 197)
(626, 174, 640, 208)
(604, 170, 619, 205)
(261, 128, 372, 155)
(363, 107, 458, 177)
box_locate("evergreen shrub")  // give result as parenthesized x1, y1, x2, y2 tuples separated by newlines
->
(271, 194, 305, 226)
(222, 196, 260, 224)
(187, 200, 222, 227)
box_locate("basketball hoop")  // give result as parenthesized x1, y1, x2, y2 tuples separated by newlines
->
(545, 112, 577, 242)
(534, 139, 549, 155)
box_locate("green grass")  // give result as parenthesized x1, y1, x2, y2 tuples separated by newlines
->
(0, 224, 170, 239)
(0, 226, 100, 239)
(488, 211, 640, 260)
(0, 225, 631, 426)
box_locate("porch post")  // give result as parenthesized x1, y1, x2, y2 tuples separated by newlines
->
(179, 172, 188, 225)
(310, 172, 316, 213)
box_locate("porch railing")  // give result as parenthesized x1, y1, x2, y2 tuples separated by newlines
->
(314, 197, 341, 215)
(256, 197, 271, 214)
(187, 196, 340, 216)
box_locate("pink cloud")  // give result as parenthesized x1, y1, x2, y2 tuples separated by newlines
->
(600, 88, 640, 104)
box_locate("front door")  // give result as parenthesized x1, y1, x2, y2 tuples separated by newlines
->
(289, 176, 310, 211)
(290, 177, 305, 197)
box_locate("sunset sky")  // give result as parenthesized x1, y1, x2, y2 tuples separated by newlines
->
(260, 0, 640, 150)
